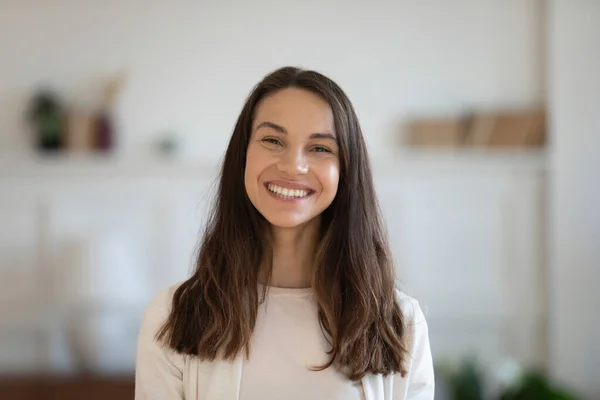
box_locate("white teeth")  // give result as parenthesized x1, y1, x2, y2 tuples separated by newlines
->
(267, 184, 309, 199)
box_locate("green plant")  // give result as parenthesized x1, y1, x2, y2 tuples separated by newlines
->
(440, 358, 485, 400)
(499, 371, 581, 400)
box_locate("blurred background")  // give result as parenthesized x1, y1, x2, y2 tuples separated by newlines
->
(0, 0, 598, 399)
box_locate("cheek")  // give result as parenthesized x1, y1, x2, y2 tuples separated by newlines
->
(245, 145, 268, 192)
(244, 147, 259, 192)
(320, 161, 340, 195)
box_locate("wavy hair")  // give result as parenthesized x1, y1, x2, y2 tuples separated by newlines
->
(157, 66, 408, 380)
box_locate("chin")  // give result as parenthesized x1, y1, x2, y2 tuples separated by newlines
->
(264, 214, 317, 230)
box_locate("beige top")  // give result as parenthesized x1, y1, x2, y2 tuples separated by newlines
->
(239, 285, 364, 400)
(135, 283, 435, 400)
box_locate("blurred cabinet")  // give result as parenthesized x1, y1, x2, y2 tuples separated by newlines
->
(376, 160, 546, 374)
(0, 166, 214, 374)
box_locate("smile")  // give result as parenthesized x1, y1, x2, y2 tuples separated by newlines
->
(266, 183, 313, 200)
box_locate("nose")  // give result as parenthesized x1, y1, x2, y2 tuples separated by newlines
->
(277, 147, 308, 176)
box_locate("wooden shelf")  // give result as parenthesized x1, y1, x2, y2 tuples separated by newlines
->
(374, 148, 547, 172)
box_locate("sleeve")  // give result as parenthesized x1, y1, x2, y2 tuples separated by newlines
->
(135, 289, 185, 400)
(404, 300, 435, 400)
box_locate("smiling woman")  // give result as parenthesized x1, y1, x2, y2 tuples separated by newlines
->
(135, 67, 434, 400)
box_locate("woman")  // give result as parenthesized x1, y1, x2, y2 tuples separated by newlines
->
(135, 67, 434, 400)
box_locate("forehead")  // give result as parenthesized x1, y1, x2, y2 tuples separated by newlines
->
(253, 88, 335, 134)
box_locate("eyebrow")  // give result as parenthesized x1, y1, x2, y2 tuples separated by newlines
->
(255, 121, 337, 143)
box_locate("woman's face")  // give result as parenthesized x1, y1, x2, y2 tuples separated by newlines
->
(245, 88, 340, 230)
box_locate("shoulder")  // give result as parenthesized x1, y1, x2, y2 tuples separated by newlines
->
(394, 286, 428, 327)
(137, 282, 187, 364)
(391, 286, 435, 398)
(393, 286, 431, 357)
(136, 283, 188, 398)
(144, 282, 183, 314)
(363, 286, 434, 398)
(138, 281, 185, 343)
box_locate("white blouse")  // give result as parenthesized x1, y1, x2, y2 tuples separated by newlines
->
(135, 283, 434, 400)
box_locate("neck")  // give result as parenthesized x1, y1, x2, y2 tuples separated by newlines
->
(265, 218, 320, 288)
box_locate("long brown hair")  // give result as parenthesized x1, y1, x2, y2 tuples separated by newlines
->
(157, 66, 408, 380)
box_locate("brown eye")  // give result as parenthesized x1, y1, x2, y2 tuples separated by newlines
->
(312, 145, 332, 153)
(262, 137, 282, 146)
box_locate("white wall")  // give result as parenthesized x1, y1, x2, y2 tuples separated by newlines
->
(548, 1, 600, 398)
(0, 0, 557, 391)
(0, 0, 543, 161)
